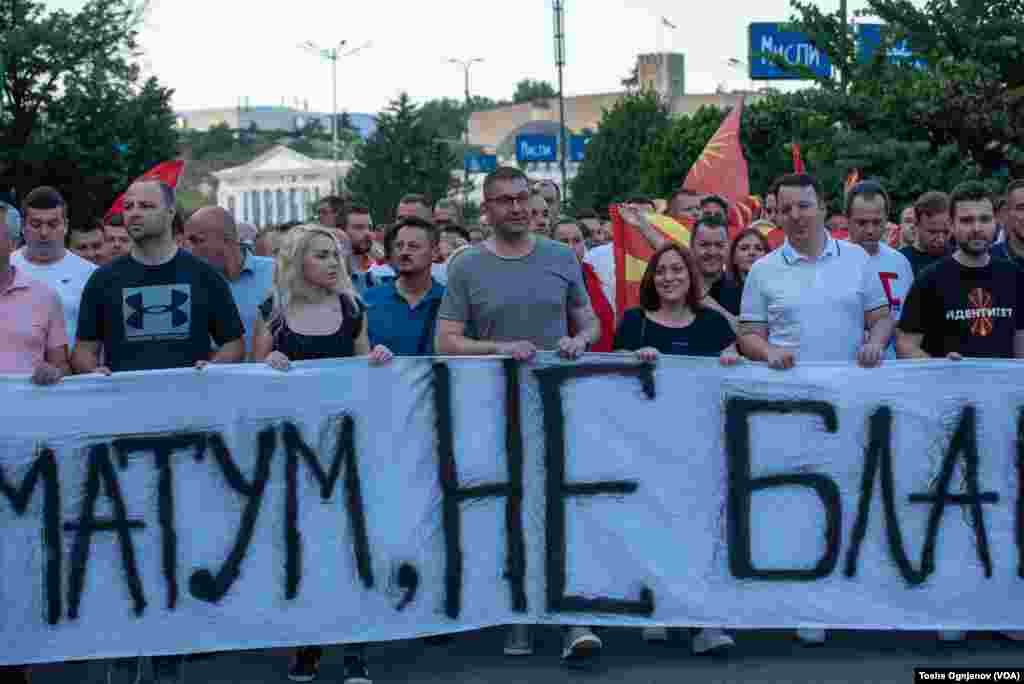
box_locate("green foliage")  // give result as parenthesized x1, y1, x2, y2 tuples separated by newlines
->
(0, 0, 178, 223)
(639, 106, 726, 199)
(569, 92, 671, 213)
(346, 93, 458, 225)
(513, 79, 557, 103)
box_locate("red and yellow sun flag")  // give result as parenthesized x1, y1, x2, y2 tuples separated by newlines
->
(611, 205, 695, 318)
(682, 98, 753, 236)
(104, 159, 186, 222)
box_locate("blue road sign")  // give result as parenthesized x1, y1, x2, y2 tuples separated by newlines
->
(856, 23, 927, 69)
(748, 22, 833, 80)
(464, 153, 497, 174)
(515, 134, 558, 163)
(569, 135, 590, 163)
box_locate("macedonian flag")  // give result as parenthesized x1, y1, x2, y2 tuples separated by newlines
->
(682, 97, 753, 235)
(611, 205, 694, 318)
(105, 159, 186, 222)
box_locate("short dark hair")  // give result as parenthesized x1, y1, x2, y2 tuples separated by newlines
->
(914, 191, 950, 221)
(277, 221, 301, 233)
(574, 208, 599, 221)
(398, 193, 430, 208)
(553, 215, 588, 240)
(773, 173, 821, 199)
(845, 180, 890, 217)
(318, 195, 348, 213)
(67, 222, 103, 245)
(1005, 179, 1024, 199)
(483, 166, 529, 199)
(639, 243, 704, 312)
(700, 194, 729, 214)
(441, 224, 471, 243)
(344, 203, 372, 230)
(533, 179, 561, 198)
(105, 212, 125, 228)
(625, 194, 656, 209)
(728, 227, 772, 282)
(22, 186, 67, 219)
(384, 216, 440, 258)
(692, 216, 728, 242)
(949, 181, 993, 219)
(668, 188, 700, 209)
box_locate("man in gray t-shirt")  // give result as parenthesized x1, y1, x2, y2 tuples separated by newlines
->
(435, 166, 602, 665)
(436, 167, 598, 361)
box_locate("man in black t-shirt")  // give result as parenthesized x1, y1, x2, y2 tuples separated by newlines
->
(899, 191, 952, 277)
(897, 182, 1024, 360)
(691, 217, 742, 321)
(73, 181, 244, 374)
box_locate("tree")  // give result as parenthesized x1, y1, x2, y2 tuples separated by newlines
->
(512, 79, 557, 103)
(639, 106, 727, 199)
(0, 0, 178, 222)
(569, 92, 671, 213)
(346, 93, 458, 225)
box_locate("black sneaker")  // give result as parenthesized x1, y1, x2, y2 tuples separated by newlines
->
(342, 655, 372, 684)
(288, 647, 322, 683)
(151, 654, 185, 683)
(0, 666, 30, 684)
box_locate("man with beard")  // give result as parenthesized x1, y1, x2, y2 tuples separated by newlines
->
(900, 192, 952, 277)
(691, 216, 741, 324)
(436, 166, 600, 666)
(12, 187, 97, 343)
(345, 204, 384, 293)
(897, 181, 1024, 360)
(991, 180, 1024, 270)
(364, 217, 445, 355)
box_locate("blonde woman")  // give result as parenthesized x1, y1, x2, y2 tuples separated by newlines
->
(253, 225, 392, 370)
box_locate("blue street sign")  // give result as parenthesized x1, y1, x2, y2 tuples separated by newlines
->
(748, 22, 833, 80)
(569, 135, 590, 163)
(464, 153, 497, 174)
(515, 134, 558, 163)
(856, 23, 927, 69)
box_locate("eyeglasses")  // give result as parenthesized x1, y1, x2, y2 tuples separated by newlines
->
(487, 194, 530, 208)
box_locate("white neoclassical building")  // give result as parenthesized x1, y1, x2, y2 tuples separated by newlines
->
(213, 146, 352, 227)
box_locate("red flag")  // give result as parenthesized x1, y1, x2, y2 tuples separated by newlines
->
(105, 159, 186, 221)
(791, 144, 805, 174)
(682, 99, 752, 235)
(611, 205, 695, 319)
(844, 168, 860, 195)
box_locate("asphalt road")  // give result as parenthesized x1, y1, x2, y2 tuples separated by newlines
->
(26, 627, 1024, 683)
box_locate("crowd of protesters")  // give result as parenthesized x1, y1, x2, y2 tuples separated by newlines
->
(1, 165, 1024, 683)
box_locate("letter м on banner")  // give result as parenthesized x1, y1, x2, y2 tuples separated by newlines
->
(748, 22, 834, 80)
(515, 134, 558, 163)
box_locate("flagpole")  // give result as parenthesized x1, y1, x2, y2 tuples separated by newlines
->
(553, 0, 568, 199)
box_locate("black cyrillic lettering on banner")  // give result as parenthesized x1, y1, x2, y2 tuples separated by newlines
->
(725, 398, 841, 581)
(1018, 410, 1024, 579)
(432, 360, 527, 619)
(113, 434, 207, 610)
(283, 416, 372, 600)
(394, 562, 419, 612)
(844, 408, 928, 583)
(904, 406, 997, 579)
(535, 363, 655, 616)
(65, 444, 146, 619)
(0, 447, 62, 625)
(189, 429, 275, 603)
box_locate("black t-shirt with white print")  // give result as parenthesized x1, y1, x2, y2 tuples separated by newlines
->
(898, 256, 1024, 358)
(77, 250, 244, 372)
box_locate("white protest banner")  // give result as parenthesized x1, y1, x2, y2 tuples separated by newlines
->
(2, 355, 1023, 665)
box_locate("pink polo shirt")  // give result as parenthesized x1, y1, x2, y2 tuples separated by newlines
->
(0, 267, 68, 373)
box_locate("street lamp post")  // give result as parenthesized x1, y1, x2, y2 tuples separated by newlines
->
(446, 57, 484, 206)
(300, 39, 371, 195)
(553, 0, 567, 198)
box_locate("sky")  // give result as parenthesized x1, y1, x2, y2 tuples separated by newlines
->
(47, 0, 879, 115)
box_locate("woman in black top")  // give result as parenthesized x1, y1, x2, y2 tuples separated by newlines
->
(251, 226, 386, 684)
(252, 225, 392, 369)
(614, 243, 739, 364)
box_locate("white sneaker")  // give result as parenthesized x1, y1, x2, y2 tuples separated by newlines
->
(692, 628, 735, 655)
(642, 627, 669, 642)
(503, 624, 533, 656)
(796, 628, 827, 645)
(938, 630, 966, 642)
(562, 626, 602, 661)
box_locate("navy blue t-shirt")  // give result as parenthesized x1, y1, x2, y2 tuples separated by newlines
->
(613, 307, 736, 356)
(77, 250, 244, 372)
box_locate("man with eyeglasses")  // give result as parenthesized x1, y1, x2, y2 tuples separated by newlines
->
(435, 166, 601, 667)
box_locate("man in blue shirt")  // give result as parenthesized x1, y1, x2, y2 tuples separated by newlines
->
(364, 216, 445, 355)
(184, 207, 275, 357)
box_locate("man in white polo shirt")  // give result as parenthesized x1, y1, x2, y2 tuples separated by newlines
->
(12, 186, 97, 343)
(738, 173, 893, 644)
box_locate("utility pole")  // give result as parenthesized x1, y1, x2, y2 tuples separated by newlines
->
(447, 57, 484, 206)
(300, 39, 372, 195)
(553, 0, 568, 198)
(839, 0, 849, 93)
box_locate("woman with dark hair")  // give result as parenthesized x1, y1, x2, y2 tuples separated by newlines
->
(613, 243, 738, 365)
(728, 226, 771, 286)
